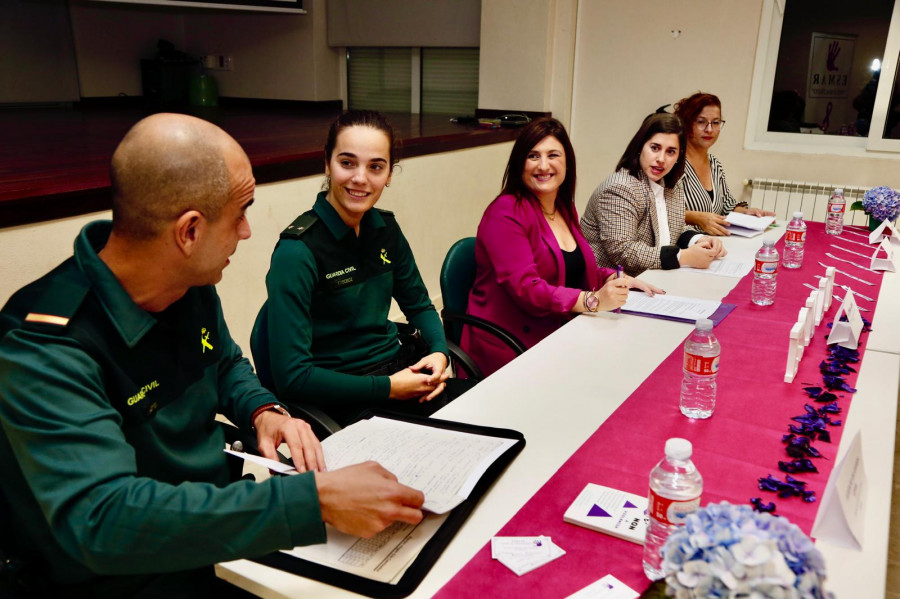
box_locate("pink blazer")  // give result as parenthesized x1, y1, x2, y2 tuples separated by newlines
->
(461, 194, 616, 377)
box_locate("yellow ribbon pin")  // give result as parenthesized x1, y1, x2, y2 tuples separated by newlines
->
(201, 328, 214, 353)
(380, 249, 391, 265)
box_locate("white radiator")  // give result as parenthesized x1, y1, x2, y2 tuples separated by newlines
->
(744, 178, 870, 226)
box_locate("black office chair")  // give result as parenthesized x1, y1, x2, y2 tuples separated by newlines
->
(250, 302, 341, 439)
(439, 237, 526, 380)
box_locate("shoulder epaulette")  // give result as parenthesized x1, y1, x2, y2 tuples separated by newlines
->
(280, 212, 319, 240)
(14, 267, 91, 335)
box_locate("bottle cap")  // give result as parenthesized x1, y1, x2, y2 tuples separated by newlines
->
(835, 188, 844, 194)
(793, 211, 803, 219)
(694, 318, 713, 331)
(763, 239, 775, 247)
(665, 438, 692, 460)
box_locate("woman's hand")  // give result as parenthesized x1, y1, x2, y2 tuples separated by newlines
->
(686, 210, 731, 236)
(627, 277, 665, 297)
(679, 243, 718, 269)
(595, 276, 630, 312)
(389, 352, 449, 402)
(696, 235, 728, 258)
(734, 206, 776, 217)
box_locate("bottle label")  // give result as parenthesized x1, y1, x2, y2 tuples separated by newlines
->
(648, 490, 700, 526)
(684, 352, 719, 375)
(786, 229, 806, 243)
(754, 259, 778, 275)
(828, 201, 845, 214)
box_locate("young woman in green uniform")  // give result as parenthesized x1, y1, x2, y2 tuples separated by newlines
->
(263, 111, 453, 425)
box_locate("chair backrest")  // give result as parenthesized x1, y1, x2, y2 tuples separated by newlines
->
(439, 237, 477, 344)
(250, 302, 275, 391)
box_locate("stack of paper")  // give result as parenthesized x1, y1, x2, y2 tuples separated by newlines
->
(491, 536, 566, 576)
(725, 212, 775, 237)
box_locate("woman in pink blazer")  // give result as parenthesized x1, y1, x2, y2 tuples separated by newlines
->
(461, 118, 662, 377)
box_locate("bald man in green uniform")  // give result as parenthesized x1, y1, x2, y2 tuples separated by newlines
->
(0, 114, 424, 598)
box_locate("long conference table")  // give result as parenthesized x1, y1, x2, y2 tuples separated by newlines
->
(217, 224, 899, 598)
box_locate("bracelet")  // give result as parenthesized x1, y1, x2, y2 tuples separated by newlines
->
(734, 201, 750, 209)
(250, 402, 291, 430)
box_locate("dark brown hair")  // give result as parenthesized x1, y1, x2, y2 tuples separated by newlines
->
(674, 92, 722, 143)
(324, 110, 400, 167)
(501, 117, 577, 222)
(615, 113, 686, 189)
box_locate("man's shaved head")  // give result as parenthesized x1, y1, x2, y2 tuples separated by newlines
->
(109, 113, 241, 240)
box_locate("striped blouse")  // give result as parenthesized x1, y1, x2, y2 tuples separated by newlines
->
(682, 153, 737, 216)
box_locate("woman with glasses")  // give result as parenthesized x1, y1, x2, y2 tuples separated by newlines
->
(581, 112, 727, 277)
(674, 92, 774, 236)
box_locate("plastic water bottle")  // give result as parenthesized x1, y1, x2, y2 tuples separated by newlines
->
(680, 319, 720, 419)
(642, 438, 703, 580)
(751, 239, 779, 306)
(826, 188, 845, 235)
(782, 212, 807, 269)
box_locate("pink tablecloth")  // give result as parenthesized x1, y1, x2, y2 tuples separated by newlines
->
(434, 223, 884, 598)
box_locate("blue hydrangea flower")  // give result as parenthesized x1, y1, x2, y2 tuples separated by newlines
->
(862, 186, 900, 222)
(661, 502, 831, 598)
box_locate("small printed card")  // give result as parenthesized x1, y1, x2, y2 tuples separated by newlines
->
(826, 289, 864, 349)
(563, 483, 648, 545)
(564, 574, 640, 599)
(491, 536, 566, 576)
(870, 238, 896, 272)
(811, 431, 867, 549)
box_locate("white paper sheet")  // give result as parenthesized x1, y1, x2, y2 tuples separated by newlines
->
(321, 417, 517, 514)
(283, 513, 449, 583)
(622, 291, 721, 321)
(681, 258, 753, 277)
(724, 212, 775, 237)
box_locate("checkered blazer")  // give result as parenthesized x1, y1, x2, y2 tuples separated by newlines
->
(581, 169, 699, 276)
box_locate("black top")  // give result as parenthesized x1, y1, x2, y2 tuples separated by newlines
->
(562, 247, 586, 290)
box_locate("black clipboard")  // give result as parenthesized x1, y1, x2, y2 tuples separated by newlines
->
(250, 410, 525, 598)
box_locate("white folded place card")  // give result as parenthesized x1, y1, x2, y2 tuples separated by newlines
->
(811, 431, 867, 549)
(565, 574, 640, 599)
(826, 289, 863, 349)
(870, 238, 896, 272)
(867, 218, 900, 245)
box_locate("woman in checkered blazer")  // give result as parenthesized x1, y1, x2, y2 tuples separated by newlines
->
(581, 113, 727, 277)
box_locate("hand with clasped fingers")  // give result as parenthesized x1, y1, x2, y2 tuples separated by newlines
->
(389, 352, 449, 402)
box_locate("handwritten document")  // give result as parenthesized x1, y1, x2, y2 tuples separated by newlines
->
(322, 417, 517, 514)
(279, 417, 517, 583)
(622, 291, 721, 321)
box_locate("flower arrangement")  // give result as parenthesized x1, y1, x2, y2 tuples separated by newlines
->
(851, 186, 900, 223)
(658, 502, 831, 599)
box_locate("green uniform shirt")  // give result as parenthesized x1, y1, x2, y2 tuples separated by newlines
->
(266, 193, 448, 408)
(0, 221, 325, 595)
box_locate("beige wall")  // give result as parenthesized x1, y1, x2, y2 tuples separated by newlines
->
(569, 0, 900, 214)
(0, 142, 511, 353)
(478, 0, 577, 122)
(68, 0, 340, 100)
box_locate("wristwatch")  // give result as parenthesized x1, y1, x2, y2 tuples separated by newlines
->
(583, 290, 600, 312)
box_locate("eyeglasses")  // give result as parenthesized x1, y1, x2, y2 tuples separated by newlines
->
(695, 118, 725, 131)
